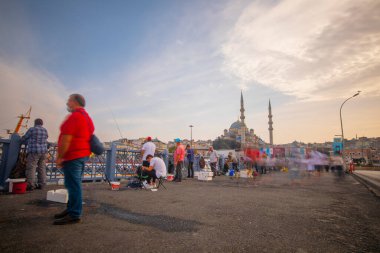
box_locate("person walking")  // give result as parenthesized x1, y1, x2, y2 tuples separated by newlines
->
(186, 144, 194, 178)
(21, 118, 49, 191)
(173, 138, 185, 182)
(208, 146, 218, 177)
(54, 94, 94, 225)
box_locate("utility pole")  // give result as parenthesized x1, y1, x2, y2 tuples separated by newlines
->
(340, 91, 360, 160)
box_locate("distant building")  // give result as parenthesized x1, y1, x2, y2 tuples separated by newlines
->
(220, 91, 267, 148)
(167, 139, 213, 155)
(106, 137, 167, 151)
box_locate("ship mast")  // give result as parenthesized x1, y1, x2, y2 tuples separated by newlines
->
(13, 107, 32, 134)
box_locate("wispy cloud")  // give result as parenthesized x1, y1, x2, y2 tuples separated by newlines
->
(222, 0, 380, 100)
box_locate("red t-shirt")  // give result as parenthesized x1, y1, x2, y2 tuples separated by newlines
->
(58, 108, 95, 161)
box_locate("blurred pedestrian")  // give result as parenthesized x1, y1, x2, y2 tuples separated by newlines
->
(173, 138, 185, 182)
(186, 144, 194, 178)
(21, 118, 48, 191)
(54, 94, 94, 225)
(227, 151, 238, 172)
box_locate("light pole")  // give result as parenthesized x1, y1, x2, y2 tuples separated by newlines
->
(340, 91, 360, 159)
(189, 125, 194, 148)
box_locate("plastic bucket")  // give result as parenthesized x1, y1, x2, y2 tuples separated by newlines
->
(229, 169, 235, 176)
(166, 174, 174, 181)
(110, 182, 120, 190)
(12, 182, 27, 194)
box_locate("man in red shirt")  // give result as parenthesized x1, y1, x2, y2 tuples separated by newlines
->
(54, 94, 94, 225)
(173, 138, 185, 182)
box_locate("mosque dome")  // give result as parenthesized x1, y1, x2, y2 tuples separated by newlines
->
(230, 120, 243, 130)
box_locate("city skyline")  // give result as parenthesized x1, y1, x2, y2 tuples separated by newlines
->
(0, 0, 379, 144)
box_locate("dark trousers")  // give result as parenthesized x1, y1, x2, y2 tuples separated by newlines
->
(136, 167, 157, 183)
(144, 169, 157, 183)
(232, 162, 239, 172)
(63, 157, 88, 219)
(175, 161, 183, 181)
(187, 161, 194, 178)
(210, 162, 217, 177)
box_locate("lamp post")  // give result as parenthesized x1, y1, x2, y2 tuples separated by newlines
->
(340, 91, 360, 159)
(189, 125, 194, 148)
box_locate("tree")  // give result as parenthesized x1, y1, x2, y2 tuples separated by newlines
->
(212, 138, 241, 150)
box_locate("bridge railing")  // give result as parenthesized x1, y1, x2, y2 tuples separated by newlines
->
(1, 135, 231, 187)
(45, 143, 170, 182)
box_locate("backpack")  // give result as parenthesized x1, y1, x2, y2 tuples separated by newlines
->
(199, 156, 206, 169)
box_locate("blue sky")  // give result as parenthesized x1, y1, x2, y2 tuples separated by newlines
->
(0, 0, 379, 144)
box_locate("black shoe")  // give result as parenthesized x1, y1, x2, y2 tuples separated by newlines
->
(54, 209, 69, 219)
(26, 185, 34, 191)
(53, 215, 81, 225)
(35, 184, 45, 190)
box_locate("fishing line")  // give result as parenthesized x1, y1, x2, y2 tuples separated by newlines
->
(107, 106, 124, 140)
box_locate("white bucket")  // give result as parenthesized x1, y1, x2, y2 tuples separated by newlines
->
(110, 181, 120, 190)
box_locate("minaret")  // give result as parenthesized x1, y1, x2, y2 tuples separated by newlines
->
(268, 99, 273, 145)
(240, 91, 246, 147)
(240, 90, 245, 124)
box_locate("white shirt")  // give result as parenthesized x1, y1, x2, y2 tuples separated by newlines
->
(208, 150, 218, 163)
(150, 157, 167, 178)
(142, 141, 156, 160)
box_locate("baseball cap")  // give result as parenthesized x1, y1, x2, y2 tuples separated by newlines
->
(174, 138, 181, 143)
(146, 136, 152, 141)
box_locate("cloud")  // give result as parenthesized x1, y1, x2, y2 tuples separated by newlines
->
(0, 58, 68, 140)
(222, 0, 380, 100)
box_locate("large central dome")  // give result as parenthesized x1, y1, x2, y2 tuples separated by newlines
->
(230, 120, 243, 130)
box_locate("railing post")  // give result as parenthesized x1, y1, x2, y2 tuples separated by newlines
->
(193, 155, 200, 171)
(0, 134, 21, 189)
(162, 149, 169, 173)
(219, 154, 225, 172)
(0, 140, 10, 189)
(105, 142, 116, 182)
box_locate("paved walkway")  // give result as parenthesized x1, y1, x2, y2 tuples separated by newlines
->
(354, 170, 380, 196)
(1, 171, 379, 253)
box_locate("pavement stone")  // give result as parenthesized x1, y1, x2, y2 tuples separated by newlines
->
(0, 171, 379, 253)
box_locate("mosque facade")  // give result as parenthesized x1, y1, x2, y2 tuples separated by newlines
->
(220, 91, 273, 148)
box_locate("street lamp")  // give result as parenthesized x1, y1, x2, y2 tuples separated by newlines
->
(340, 91, 360, 159)
(189, 125, 194, 148)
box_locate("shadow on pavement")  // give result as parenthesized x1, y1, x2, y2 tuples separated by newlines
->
(97, 202, 202, 233)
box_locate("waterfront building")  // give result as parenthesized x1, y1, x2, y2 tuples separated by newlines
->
(220, 91, 268, 148)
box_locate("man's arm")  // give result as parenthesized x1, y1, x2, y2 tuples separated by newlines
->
(20, 129, 31, 144)
(56, 135, 73, 168)
(144, 165, 154, 172)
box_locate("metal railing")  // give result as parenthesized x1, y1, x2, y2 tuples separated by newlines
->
(45, 144, 148, 182)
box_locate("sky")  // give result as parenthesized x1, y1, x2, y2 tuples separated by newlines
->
(0, 0, 379, 144)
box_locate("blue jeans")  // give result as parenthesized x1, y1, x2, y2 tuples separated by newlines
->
(63, 157, 88, 219)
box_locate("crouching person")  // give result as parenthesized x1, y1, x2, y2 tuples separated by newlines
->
(142, 155, 167, 188)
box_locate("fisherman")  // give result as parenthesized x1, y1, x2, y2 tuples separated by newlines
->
(186, 144, 195, 178)
(207, 146, 218, 177)
(21, 118, 49, 191)
(173, 138, 185, 182)
(141, 154, 167, 188)
(141, 136, 156, 167)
